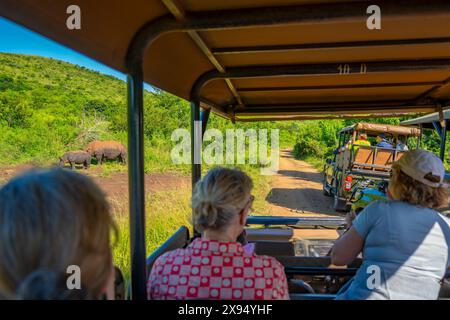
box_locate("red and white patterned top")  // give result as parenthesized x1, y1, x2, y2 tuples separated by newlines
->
(147, 238, 289, 300)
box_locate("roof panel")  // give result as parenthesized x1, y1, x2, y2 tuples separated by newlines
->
(239, 85, 434, 105)
(0, 0, 168, 72)
(215, 44, 450, 67)
(182, 0, 363, 11)
(232, 71, 450, 89)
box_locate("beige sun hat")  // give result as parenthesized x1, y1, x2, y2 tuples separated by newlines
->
(394, 149, 448, 188)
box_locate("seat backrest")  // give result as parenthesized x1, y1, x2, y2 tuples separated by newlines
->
(245, 227, 294, 242)
(352, 147, 374, 170)
(146, 226, 190, 277)
(396, 151, 406, 161)
(374, 149, 395, 171)
(253, 241, 295, 257)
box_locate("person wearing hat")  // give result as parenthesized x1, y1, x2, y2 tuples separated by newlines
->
(352, 133, 371, 153)
(376, 133, 393, 149)
(331, 149, 450, 300)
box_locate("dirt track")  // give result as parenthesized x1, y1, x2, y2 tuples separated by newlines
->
(266, 149, 337, 217)
(0, 165, 190, 206)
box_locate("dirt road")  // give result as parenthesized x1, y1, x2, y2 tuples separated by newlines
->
(265, 149, 342, 240)
(266, 149, 337, 217)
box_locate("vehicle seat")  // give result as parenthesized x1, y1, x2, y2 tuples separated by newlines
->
(352, 147, 374, 170)
(245, 227, 293, 242)
(146, 226, 190, 276)
(439, 279, 450, 299)
(374, 149, 394, 171)
(253, 241, 295, 257)
(114, 266, 126, 300)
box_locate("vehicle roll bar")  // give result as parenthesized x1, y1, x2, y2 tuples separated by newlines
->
(246, 216, 346, 229)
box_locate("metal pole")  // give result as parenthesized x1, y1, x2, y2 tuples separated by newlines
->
(191, 100, 202, 187)
(201, 108, 211, 138)
(440, 120, 447, 161)
(191, 100, 202, 237)
(418, 124, 422, 148)
(127, 69, 147, 300)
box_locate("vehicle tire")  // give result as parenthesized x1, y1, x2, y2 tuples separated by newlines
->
(322, 174, 332, 197)
(333, 178, 348, 212)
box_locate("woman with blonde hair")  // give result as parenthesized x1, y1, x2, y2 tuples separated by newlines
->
(0, 168, 116, 299)
(148, 167, 289, 300)
(331, 149, 450, 299)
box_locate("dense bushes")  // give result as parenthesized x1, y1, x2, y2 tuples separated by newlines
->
(293, 120, 343, 160)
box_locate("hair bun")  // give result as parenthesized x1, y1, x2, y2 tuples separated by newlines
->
(15, 269, 89, 300)
(202, 200, 219, 228)
(16, 269, 61, 300)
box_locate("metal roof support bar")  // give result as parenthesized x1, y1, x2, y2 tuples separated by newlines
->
(201, 108, 211, 138)
(161, 0, 244, 106)
(235, 105, 435, 116)
(440, 120, 447, 160)
(127, 68, 147, 300)
(191, 99, 202, 189)
(235, 113, 427, 122)
(191, 99, 202, 237)
(212, 37, 450, 55)
(237, 81, 445, 93)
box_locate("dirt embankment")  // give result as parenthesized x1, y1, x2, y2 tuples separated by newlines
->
(0, 165, 190, 206)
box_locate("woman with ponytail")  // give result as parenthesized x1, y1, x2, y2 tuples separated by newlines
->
(0, 168, 116, 300)
(147, 167, 289, 300)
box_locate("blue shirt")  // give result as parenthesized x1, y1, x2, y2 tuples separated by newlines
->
(337, 200, 450, 300)
(376, 140, 393, 148)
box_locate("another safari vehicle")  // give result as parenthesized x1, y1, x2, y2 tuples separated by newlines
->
(3, 0, 450, 300)
(323, 123, 421, 212)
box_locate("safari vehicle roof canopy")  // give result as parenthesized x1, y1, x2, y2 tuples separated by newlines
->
(401, 109, 450, 129)
(338, 122, 421, 136)
(3, 0, 450, 122)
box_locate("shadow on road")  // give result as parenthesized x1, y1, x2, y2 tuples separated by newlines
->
(277, 169, 324, 183)
(266, 187, 337, 215)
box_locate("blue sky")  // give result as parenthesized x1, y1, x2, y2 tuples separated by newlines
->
(0, 16, 153, 91)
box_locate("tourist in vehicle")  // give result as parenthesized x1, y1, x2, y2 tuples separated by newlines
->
(352, 133, 371, 152)
(147, 167, 289, 300)
(396, 136, 409, 151)
(0, 169, 116, 300)
(331, 149, 450, 300)
(375, 133, 393, 148)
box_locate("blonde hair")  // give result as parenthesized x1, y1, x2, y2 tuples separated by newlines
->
(0, 168, 116, 299)
(389, 164, 448, 209)
(192, 167, 253, 232)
